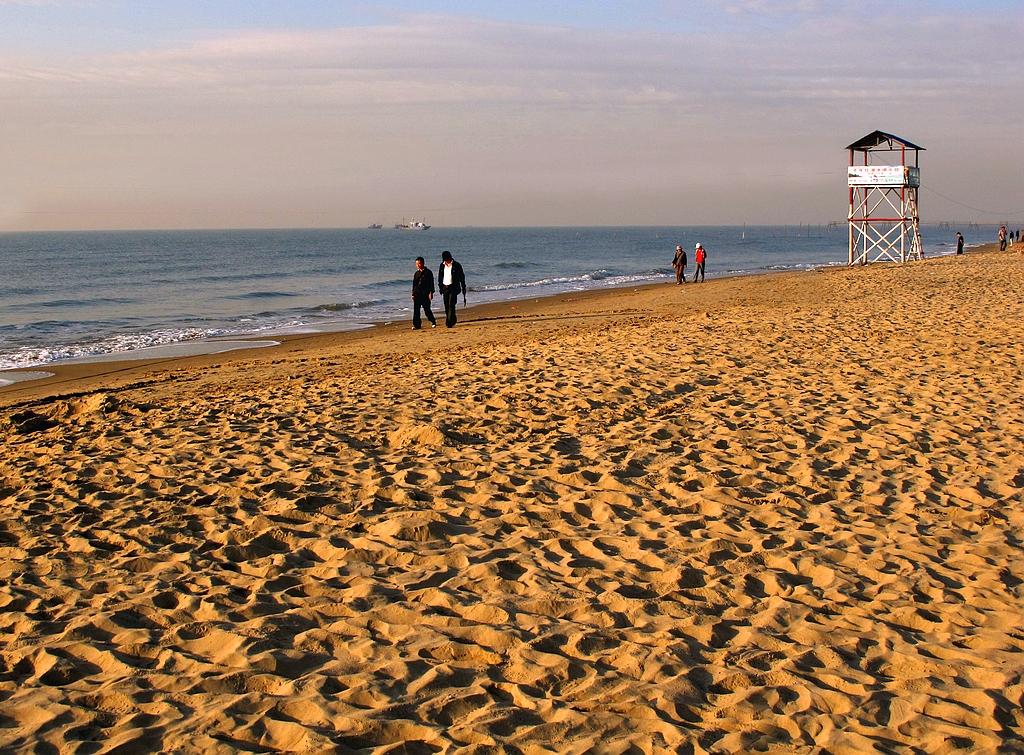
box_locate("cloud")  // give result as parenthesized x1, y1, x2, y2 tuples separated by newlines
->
(0, 0, 89, 5)
(3, 9, 1017, 114)
(713, 0, 833, 15)
(1, 8, 1021, 228)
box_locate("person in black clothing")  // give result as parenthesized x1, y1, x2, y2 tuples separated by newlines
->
(438, 250, 467, 328)
(411, 256, 436, 329)
(955, 232, 964, 255)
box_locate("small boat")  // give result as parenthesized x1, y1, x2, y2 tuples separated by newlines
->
(368, 223, 383, 229)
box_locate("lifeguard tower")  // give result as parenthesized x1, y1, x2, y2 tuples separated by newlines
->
(847, 131, 924, 265)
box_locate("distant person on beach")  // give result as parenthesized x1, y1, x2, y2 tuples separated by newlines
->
(438, 250, 467, 328)
(956, 232, 965, 255)
(671, 244, 687, 284)
(411, 257, 437, 330)
(693, 243, 706, 282)
(998, 225, 1007, 251)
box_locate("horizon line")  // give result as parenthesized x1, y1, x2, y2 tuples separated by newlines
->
(0, 221, 1009, 235)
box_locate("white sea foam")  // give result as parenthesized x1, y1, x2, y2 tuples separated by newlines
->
(57, 340, 281, 365)
(0, 330, 282, 370)
(0, 328, 224, 370)
(476, 269, 669, 293)
(475, 270, 612, 291)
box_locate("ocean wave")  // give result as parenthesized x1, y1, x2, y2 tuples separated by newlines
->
(7, 318, 115, 331)
(375, 278, 411, 287)
(0, 286, 41, 297)
(474, 270, 614, 292)
(473, 268, 675, 293)
(763, 262, 828, 271)
(596, 271, 672, 286)
(191, 271, 283, 284)
(228, 290, 301, 300)
(0, 326, 227, 370)
(493, 261, 530, 269)
(0, 311, 354, 369)
(0, 312, 348, 369)
(8, 296, 135, 310)
(316, 299, 385, 312)
(723, 260, 844, 275)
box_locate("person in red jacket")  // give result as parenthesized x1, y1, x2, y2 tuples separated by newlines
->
(693, 243, 707, 282)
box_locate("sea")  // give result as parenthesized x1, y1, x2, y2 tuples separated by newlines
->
(0, 224, 994, 381)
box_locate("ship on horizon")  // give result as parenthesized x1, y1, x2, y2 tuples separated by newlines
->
(393, 218, 431, 230)
(367, 223, 383, 229)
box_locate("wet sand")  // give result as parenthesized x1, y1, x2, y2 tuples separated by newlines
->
(1, 246, 1022, 752)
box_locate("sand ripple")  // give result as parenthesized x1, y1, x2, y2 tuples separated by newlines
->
(1, 253, 1023, 751)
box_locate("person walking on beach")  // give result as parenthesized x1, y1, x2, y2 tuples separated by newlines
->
(671, 244, 687, 284)
(956, 231, 965, 256)
(693, 243, 707, 283)
(411, 257, 437, 330)
(438, 250, 467, 328)
(998, 225, 1007, 251)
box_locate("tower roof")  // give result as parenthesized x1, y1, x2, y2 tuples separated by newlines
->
(846, 130, 925, 152)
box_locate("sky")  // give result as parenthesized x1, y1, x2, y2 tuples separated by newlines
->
(1, 0, 1021, 230)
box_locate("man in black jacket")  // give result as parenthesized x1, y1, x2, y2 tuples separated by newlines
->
(411, 256, 437, 329)
(437, 250, 466, 328)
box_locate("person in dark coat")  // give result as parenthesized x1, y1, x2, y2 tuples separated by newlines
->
(411, 256, 437, 329)
(671, 244, 687, 284)
(955, 231, 965, 255)
(437, 250, 467, 328)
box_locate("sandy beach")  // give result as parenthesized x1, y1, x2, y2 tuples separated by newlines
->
(1, 248, 1022, 752)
